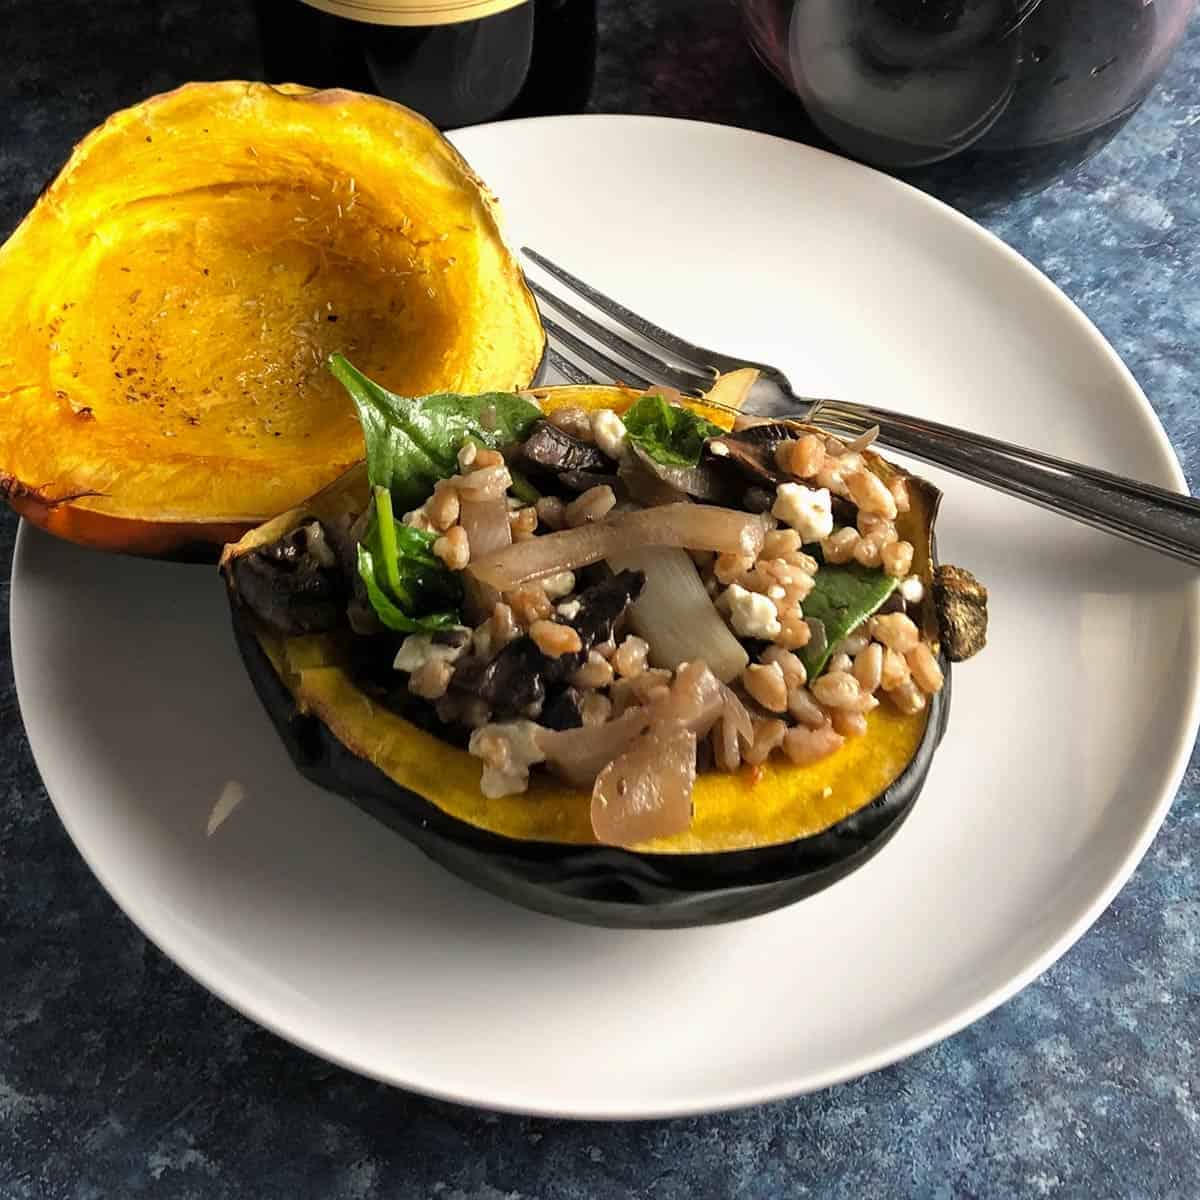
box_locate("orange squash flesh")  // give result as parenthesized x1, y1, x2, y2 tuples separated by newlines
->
(0, 81, 544, 556)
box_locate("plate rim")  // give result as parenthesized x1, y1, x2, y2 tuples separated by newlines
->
(12, 112, 1200, 1120)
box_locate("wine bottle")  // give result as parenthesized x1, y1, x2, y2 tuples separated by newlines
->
(253, 0, 598, 129)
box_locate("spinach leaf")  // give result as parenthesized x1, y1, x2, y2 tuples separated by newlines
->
(801, 561, 898, 679)
(622, 393, 726, 468)
(356, 486, 463, 634)
(329, 353, 542, 511)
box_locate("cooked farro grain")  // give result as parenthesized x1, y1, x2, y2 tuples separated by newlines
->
(856, 511, 893, 538)
(761, 644, 807, 686)
(452, 463, 511, 500)
(572, 650, 614, 690)
(530, 619, 583, 658)
(631, 668, 673, 702)
(566, 484, 616, 527)
(821, 527, 860, 564)
(852, 533, 884, 568)
(827, 651, 853, 676)
(888, 678, 927, 715)
(853, 642, 884, 693)
(783, 434, 826, 479)
(832, 708, 869, 738)
(409, 658, 453, 700)
(427, 483, 461, 532)
(744, 717, 788, 766)
(811, 671, 866, 710)
(906, 642, 945, 695)
(871, 612, 920, 653)
(592, 635, 617, 660)
(782, 723, 844, 766)
(846, 468, 899, 519)
(456, 441, 478, 470)
(611, 635, 650, 678)
(786, 684, 826, 729)
(889, 476, 911, 514)
(777, 613, 812, 650)
(473, 602, 518, 659)
(762, 528, 802, 559)
(715, 551, 756, 585)
(880, 646, 911, 691)
(880, 540, 914, 579)
(508, 585, 552, 626)
(471, 447, 505, 471)
(580, 691, 613, 727)
(742, 662, 788, 713)
(433, 525, 470, 570)
(509, 506, 538, 538)
(540, 570, 576, 600)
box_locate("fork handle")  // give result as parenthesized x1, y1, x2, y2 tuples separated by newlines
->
(804, 397, 1200, 569)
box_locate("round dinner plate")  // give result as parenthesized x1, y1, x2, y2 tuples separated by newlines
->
(12, 116, 1200, 1119)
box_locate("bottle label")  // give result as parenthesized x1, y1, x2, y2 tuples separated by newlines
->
(297, 0, 527, 25)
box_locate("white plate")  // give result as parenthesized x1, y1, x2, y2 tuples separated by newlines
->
(12, 116, 1200, 1119)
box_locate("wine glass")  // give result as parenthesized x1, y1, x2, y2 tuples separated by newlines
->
(741, 0, 1195, 188)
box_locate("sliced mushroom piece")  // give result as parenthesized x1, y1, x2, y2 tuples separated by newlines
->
(449, 570, 646, 720)
(628, 443, 735, 504)
(707, 421, 800, 488)
(229, 519, 347, 636)
(517, 421, 610, 479)
(933, 564, 988, 661)
(540, 686, 585, 731)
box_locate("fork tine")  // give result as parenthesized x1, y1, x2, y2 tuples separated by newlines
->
(545, 345, 592, 385)
(522, 248, 759, 377)
(541, 315, 653, 391)
(528, 280, 713, 396)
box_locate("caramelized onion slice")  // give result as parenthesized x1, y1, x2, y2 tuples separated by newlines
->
(607, 547, 748, 683)
(647, 660, 725, 738)
(720, 684, 755, 745)
(591, 719, 697, 848)
(459, 495, 511, 622)
(468, 504, 770, 591)
(537, 707, 651, 789)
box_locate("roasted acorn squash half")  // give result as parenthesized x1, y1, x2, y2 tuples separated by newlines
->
(222, 381, 964, 928)
(0, 81, 544, 558)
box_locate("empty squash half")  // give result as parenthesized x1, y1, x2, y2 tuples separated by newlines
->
(0, 81, 544, 556)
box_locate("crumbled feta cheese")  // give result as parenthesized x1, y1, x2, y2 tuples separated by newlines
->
(556, 599, 582, 620)
(591, 409, 627, 459)
(772, 482, 833, 544)
(541, 570, 576, 600)
(709, 440, 730, 457)
(900, 575, 925, 604)
(393, 629, 471, 673)
(468, 720, 546, 798)
(719, 583, 781, 640)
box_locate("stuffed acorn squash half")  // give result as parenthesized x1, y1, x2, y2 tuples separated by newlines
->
(222, 358, 987, 928)
(0, 82, 544, 558)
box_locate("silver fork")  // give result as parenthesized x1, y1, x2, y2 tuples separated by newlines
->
(522, 246, 1200, 570)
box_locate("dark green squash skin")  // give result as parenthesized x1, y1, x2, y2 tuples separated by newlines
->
(230, 606, 951, 929)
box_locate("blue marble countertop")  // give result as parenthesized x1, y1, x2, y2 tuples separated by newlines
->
(3, 2, 1199, 1196)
